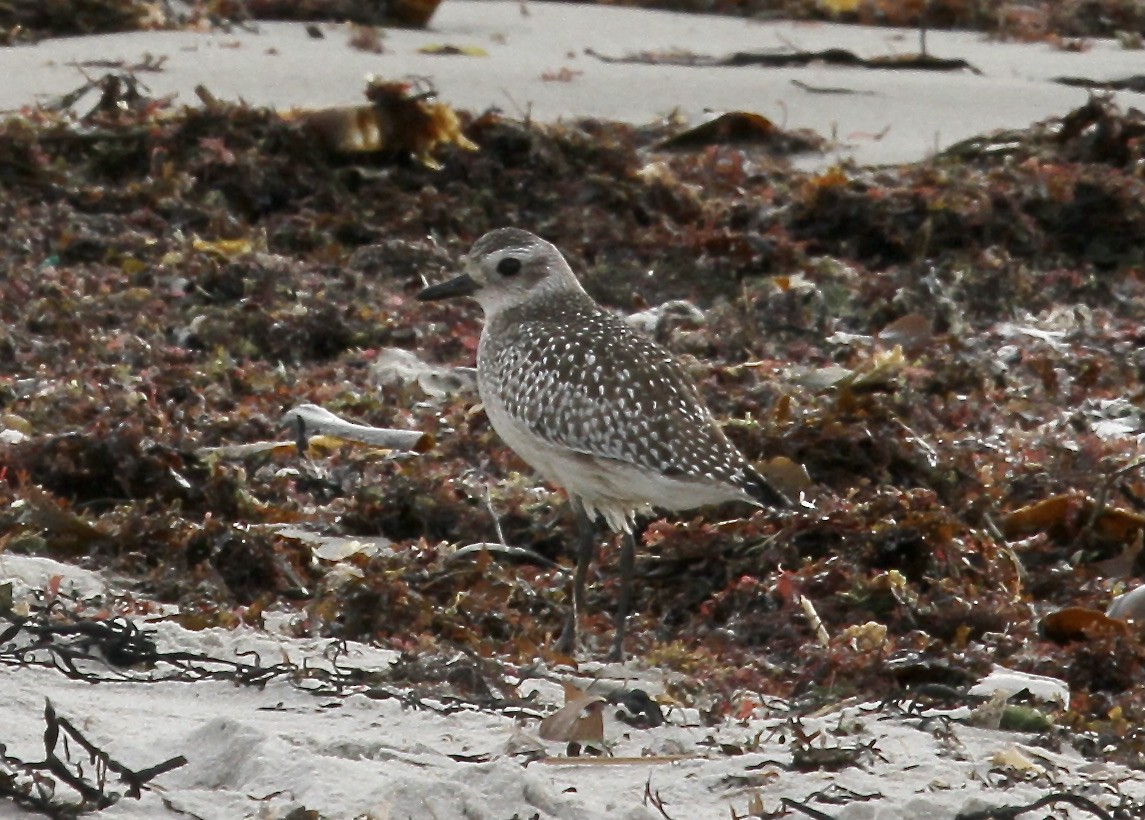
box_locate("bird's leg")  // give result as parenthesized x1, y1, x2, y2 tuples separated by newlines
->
(607, 529, 637, 662)
(554, 501, 596, 655)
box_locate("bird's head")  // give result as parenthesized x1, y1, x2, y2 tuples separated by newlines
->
(417, 228, 586, 316)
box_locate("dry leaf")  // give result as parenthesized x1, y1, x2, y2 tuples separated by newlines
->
(1002, 493, 1145, 544)
(1041, 606, 1128, 643)
(990, 745, 1046, 776)
(796, 365, 854, 391)
(877, 313, 933, 352)
(540, 684, 607, 745)
(656, 112, 779, 150)
(756, 456, 813, 495)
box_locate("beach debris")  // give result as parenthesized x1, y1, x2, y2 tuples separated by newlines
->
(654, 112, 825, 154)
(942, 94, 1145, 167)
(292, 78, 478, 167)
(504, 726, 547, 760)
(447, 542, 559, 566)
(0, 0, 152, 40)
(790, 78, 876, 95)
(967, 689, 1009, 729)
(1001, 493, 1145, 547)
(369, 348, 476, 398)
(197, 403, 430, 460)
(754, 456, 813, 497)
(42, 70, 169, 121)
(0, 700, 186, 814)
(968, 666, 1069, 707)
(541, 67, 583, 83)
(418, 43, 488, 57)
(1054, 74, 1145, 93)
(586, 46, 982, 74)
(624, 299, 705, 336)
(1107, 584, 1145, 625)
(876, 313, 933, 353)
(3, 71, 1145, 769)
(14, 486, 107, 553)
(785, 719, 883, 771)
(607, 687, 665, 729)
(799, 595, 830, 646)
(0, 413, 31, 445)
(989, 743, 1048, 776)
(539, 682, 607, 752)
(840, 621, 887, 652)
(792, 345, 906, 392)
(283, 403, 431, 451)
(1040, 606, 1129, 643)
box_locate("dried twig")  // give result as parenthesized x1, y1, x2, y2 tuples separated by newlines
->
(0, 699, 186, 815)
(954, 792, 1116, 820)
(642, 774, 676, 820)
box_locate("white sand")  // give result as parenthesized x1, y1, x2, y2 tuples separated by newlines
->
(0, 1, 1143, 167)
(2, 553, 1141, 818)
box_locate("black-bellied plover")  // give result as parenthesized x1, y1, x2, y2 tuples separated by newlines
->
(419, 228, 789, 660)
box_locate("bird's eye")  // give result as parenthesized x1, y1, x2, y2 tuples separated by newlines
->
(497, 257, 522, 277)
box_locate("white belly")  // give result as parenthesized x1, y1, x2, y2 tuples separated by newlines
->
(481, 393, 749, 532)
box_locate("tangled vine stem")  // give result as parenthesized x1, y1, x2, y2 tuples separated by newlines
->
(0, 699, 187, 816)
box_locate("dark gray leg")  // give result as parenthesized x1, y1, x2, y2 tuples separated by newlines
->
(607, 529, 637, 662)
(554, 501, 596, 655)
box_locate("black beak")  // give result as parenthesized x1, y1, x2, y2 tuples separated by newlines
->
(417, 273, 479, 301)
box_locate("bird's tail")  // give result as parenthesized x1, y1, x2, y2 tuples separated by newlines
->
(740, 464, 791, 509)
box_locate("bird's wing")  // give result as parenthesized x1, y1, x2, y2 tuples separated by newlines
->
(484, 305, 758, 490)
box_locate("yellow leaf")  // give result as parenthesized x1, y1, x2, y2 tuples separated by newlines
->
(192, 236, 253, 258)
(120, 256, 148, 275)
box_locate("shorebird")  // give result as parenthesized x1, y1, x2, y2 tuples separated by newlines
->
(418, 228, 789, 660)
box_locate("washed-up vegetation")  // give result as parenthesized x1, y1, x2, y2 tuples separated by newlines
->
(1, 59, 1144, 804)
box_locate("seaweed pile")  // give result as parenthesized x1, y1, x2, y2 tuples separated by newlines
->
(1, 70, 1144, 773)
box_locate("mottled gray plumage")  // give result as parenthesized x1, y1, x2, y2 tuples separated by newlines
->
(418, 228, 788, 657)
(480, 280, 789, 521)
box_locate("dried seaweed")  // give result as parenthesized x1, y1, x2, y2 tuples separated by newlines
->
(586, 46, 982, 74)
(0, 0, 443, 43)
(2, 79, 1145, 769)
(954, 792, 1122, 820)
(0, 594, 555, 720)
(548, 0, 1145, 39)
(0, 699, 186, 816)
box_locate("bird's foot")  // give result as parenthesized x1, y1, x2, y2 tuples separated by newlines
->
(553, 614, 578, 657)
(605, 641, 625, 663)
